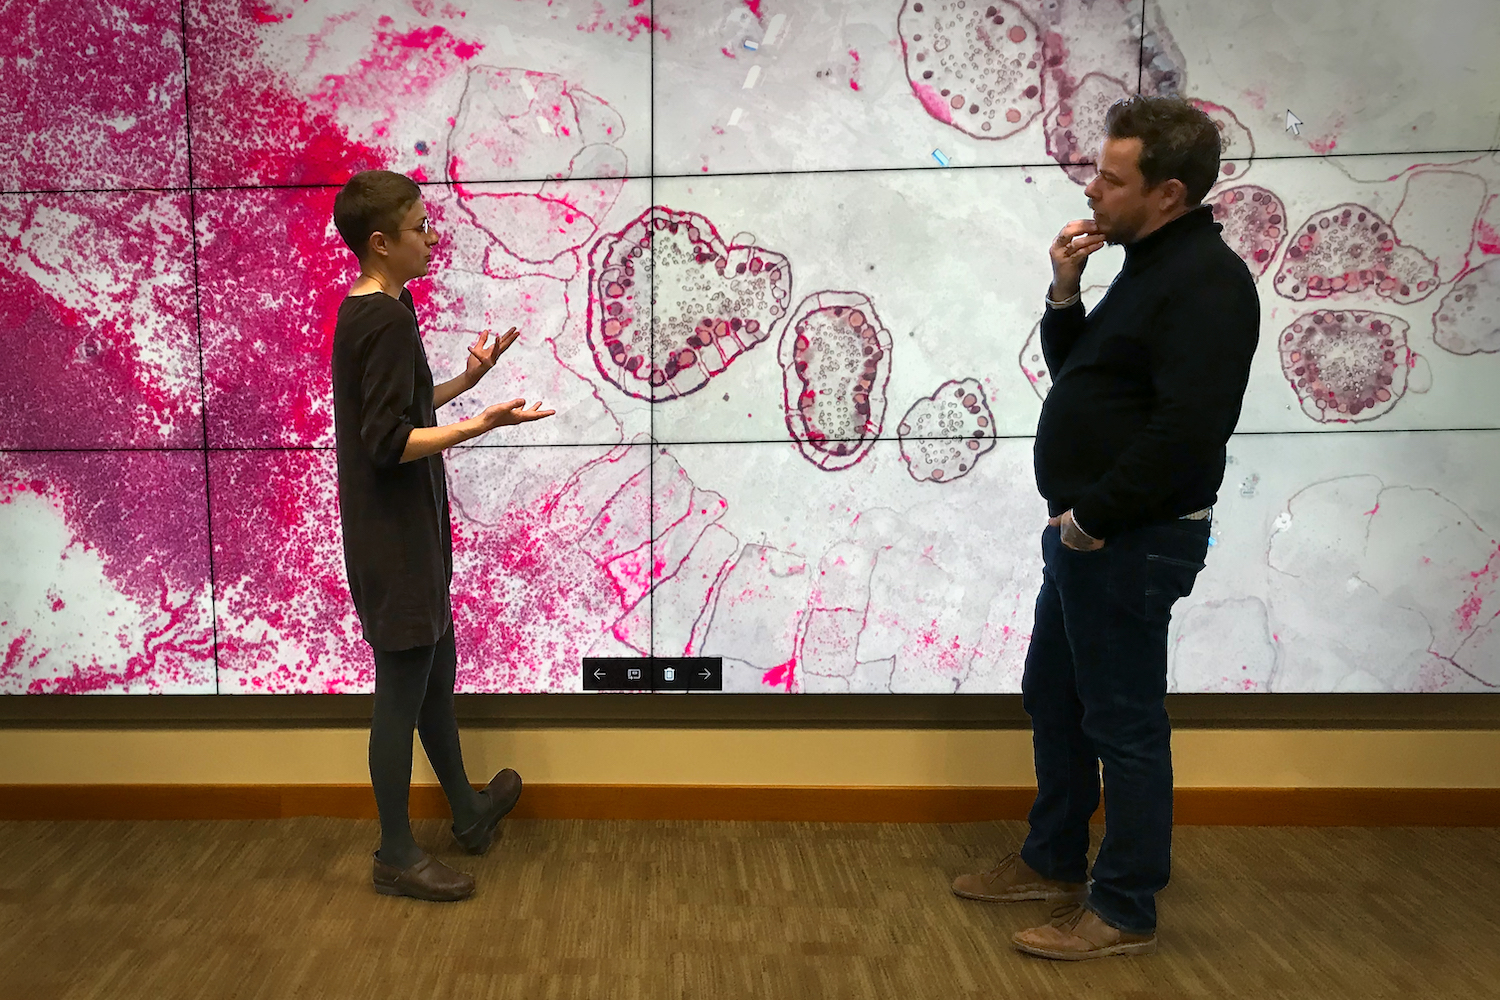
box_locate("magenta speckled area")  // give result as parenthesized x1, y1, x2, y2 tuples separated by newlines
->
(0, 452, 213, 694)
(209, 449, 369, 693)
(0, 192, 203, 449)
(447, 445, 658, 693)
(0, 0, 188, 190)
(207, 442, 680, 694)
(185, 0, 385, 187)
(195, 187, 353, 448)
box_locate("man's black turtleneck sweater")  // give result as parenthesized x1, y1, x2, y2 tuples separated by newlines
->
(1034, 204, 1260, 539)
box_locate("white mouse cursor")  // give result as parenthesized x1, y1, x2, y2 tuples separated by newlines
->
(1285, 109, 1303, 136)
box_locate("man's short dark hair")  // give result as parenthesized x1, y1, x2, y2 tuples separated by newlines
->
(333, 170, 422, 259)
(1104, 96, 1221, 206)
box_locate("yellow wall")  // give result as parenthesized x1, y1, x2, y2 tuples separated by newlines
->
(4, 727, 1499, 788)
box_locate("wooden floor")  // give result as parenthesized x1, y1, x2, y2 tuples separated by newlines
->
(3, 817, 1498, 1000)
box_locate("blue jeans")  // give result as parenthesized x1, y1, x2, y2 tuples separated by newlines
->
(1019, 518, 1210, 935)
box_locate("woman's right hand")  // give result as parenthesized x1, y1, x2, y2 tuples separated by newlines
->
(476, 398, 556, 430)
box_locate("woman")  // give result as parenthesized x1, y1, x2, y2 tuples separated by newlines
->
(330, 169, 554, 900)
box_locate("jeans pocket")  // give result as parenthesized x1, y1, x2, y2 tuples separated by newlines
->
(1144, 553, 1205, 600)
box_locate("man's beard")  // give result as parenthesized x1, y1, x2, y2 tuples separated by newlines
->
(1091, 205, 1122, 245)
(1099, 212, 1144, 246)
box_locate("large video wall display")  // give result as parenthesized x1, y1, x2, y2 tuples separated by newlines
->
(3, 0, 1498, 695)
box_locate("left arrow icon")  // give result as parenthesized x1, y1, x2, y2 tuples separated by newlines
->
(593, 668, 605, 679)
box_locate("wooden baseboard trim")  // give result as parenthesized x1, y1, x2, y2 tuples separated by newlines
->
(1, 784, 1496, 825)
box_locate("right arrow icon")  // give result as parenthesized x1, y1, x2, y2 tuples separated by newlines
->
(1285, 109, 1303, 136)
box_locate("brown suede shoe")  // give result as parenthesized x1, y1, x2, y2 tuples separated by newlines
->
(951, 852, 1088, 903)
(1011, 903, 1157, 960)
(372, 852, 476, 902)
(453, 767, 523, 855)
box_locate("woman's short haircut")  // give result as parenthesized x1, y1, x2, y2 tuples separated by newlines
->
(1103, 96, 1221, 206)
(332, 170, 422, 259)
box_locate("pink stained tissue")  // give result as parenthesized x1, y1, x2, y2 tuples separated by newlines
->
(1278, 308, 1415, 423)
(0, 0, 188, 190)
(1210, 185, 1287, 279)
(209, 441, 723, 694)
(209, 448, 368, 693)
(779, 290, 893, 472)
(587, 206, 792, 402)
(446, 444, 664, 692)
(194, 187, 355, 448)
(0, 193, 202, 450)
(897, 379, 998, 484)
(899, 0, 1045, 141)
(0, 451, 214, 694)
(1274, 203, 1440, 304)
(186, 0, 386, 187)
(1044, 72, 1130, 183)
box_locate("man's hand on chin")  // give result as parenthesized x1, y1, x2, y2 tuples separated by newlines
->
(1050, 510, 1105, 552)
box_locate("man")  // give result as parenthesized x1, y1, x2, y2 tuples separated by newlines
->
(952, 96, 1260, 958)
(331, 170, 554, 901)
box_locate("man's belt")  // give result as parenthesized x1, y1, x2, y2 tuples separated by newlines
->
(1178, 506, 1213, 521)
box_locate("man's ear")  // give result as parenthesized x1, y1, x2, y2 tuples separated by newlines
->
(1156, 177, 1189, 212)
